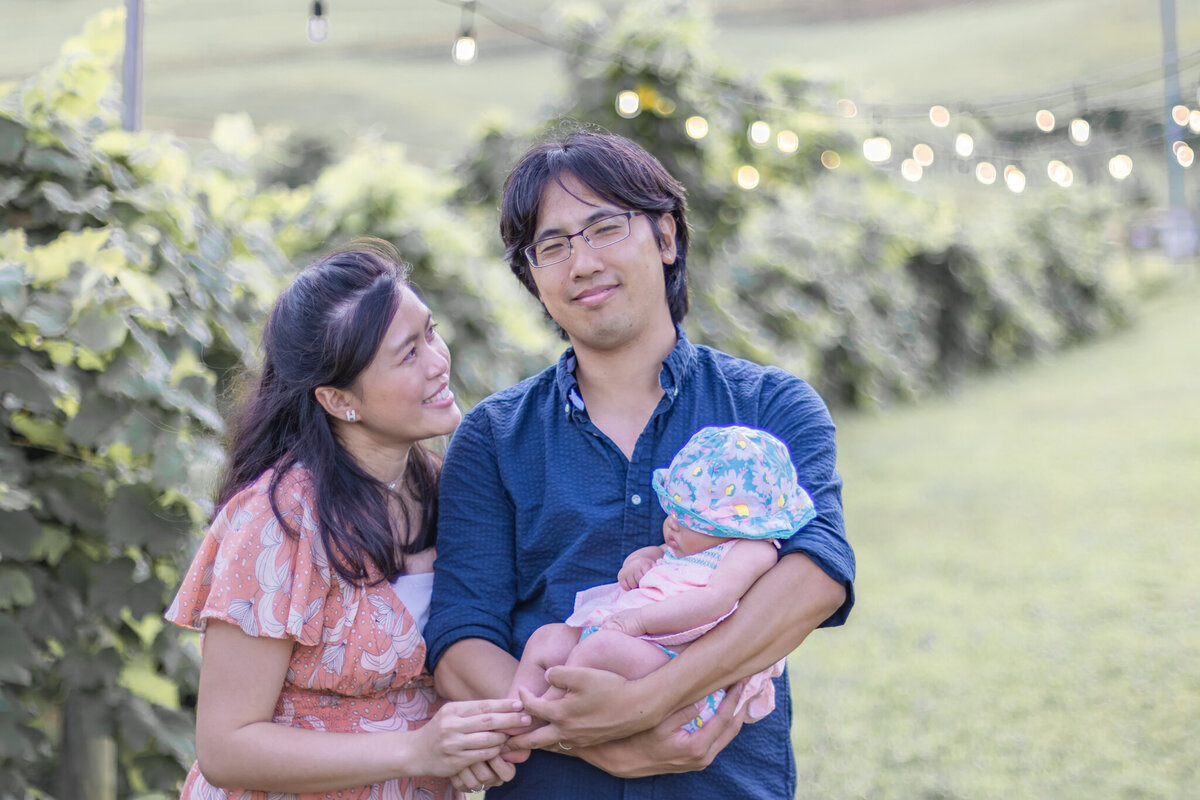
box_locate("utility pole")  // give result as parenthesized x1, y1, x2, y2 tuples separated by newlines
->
(1159, 0, 1197, 258)
(122, 0, 143, 132)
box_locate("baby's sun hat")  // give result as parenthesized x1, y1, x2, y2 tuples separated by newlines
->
(652, 425, 816, 540)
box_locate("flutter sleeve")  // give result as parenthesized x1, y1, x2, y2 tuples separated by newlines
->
(165, 470, 330, 647)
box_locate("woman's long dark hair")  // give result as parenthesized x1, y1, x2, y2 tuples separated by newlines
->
(216, 238, 440, 583)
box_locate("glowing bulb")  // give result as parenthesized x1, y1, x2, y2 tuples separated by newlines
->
(776, 130, 799, 154)
(653, 96, 676, 116)
(307, 0, 328, 42)
(975, 162, 997, 185)
(1047, 160, 1067, 184)
(820, 150, 841, 169)
(1069, 119, 1090, 145)
(1107, 154, 1132, 179)
(863, 137, 892, 163)
(1004, 166, 1026, 193)
(616, 91, 641, 119)
(1172, 105, 1190, 126)
(1035, 110, 1055, 132)
(1177, 144, 1195, 167)
(837, 99, 858, 118)
(901, 159, 923, 181)
(734, 165, 760, 190)
(955, 133, 974, 158)
(928, 105, 950, 128)
(1190, 109, 1200, 133)
(748, 121, 771, 148)
(452, 34, 477, 64)
(913, 143, 934, 166)
(684, 116, 709, 139)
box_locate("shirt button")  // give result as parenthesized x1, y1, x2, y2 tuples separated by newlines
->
(631, 494, 642, 505)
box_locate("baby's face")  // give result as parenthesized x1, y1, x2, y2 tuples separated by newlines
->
(662, 515, 721, 556)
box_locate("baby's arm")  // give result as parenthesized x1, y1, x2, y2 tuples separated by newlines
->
(603, 540, 778, 638)
(617, 545, 665, 590)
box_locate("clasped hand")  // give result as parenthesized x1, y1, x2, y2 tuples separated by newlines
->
(506, 667, 748, 778)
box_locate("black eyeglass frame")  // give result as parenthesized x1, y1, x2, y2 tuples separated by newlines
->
(522, 211, 645, 268)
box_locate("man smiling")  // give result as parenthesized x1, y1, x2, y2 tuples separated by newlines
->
(426, 129, 855, 798)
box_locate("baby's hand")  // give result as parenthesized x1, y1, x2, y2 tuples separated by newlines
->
(617, 551, 657, 590)
(600, 609, 645, 637)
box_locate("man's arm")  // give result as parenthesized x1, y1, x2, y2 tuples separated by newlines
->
(512, 550, 844, 751)
(433, 638, 519, 701)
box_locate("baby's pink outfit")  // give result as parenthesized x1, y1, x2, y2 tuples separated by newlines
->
(565, 540, 785, 725)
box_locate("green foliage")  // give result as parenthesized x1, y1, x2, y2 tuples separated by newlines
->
(0, 12, 284, 797)
(455, 0, 1133, 408)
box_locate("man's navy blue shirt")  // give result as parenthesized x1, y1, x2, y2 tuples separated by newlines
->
(426, 327, 855, 799)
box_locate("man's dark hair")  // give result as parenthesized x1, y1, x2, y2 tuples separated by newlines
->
(500, 128, 690, 324)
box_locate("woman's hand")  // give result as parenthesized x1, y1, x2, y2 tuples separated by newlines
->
(406, 699, 530, 778)
(449, 754, 517, 795)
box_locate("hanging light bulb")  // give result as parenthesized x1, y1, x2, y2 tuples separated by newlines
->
(451, 0, 478, 65)
(821, 150, 841, 169)
(615, 90, 641, 118)
(1108, 154, 1133, 180)
(912, 143, 934, 166)
(1035, 109, 1055, 132)
(307, 0, 329, 43)
(901, 159, 923, 182)
(1190, 109, 1200, 133)
(836, 99, 858, 118)
(776, 130, 800, 154)
(929, 105, 950, 128)
(1069, 118, 1090, 145)
(1004, 165, 1026, 193)
(1177, 143, 1195, 168)
(684, 116, 709, 139)
(748, 121, 771, 148)
(975, 162, 997, 185)
(1171, 105, 1190, 126)
(862, 137, 892, 163)
(734, 165, 760, 190)
(954, 132, 974, 158)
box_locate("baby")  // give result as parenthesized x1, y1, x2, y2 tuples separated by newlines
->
(509, 425, 816, 732)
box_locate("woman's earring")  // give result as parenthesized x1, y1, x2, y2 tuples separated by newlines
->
(345, 409, 358, 422)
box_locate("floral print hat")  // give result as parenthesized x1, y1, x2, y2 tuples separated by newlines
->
(652, 425, 816, 541)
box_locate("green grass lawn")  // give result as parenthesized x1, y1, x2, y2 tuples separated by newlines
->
(790, 273, 1200, 798)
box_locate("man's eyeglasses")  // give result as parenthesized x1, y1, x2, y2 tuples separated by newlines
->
(523, 211, 644, 268)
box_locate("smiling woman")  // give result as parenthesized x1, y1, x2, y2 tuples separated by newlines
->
(163, 238, 529, 799)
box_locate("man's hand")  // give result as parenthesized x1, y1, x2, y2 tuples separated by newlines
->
(508, 667, 659, 749)
(518, 680, 749, 778)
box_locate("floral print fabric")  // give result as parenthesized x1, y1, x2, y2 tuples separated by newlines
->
(165, 468, 455, 800)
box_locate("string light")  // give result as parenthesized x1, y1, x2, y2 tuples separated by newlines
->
(1107, 154, 1133, 179)
(955, 133, 975, 158)
(821, 150, 841, 169)
(837, 99, 858, 118)
(1035, 109, 1055, 132)
(776, 130, 799, 154)
(1176, 143, 1195, 168)
(615, 90, 641, 118)
(684, 115, 709, 139)
(1004, 165, 1026, 193)
(1190, 109, 1200, 133)
(900, 159, 923, 181)
(912, 143, 934, 166)
(748, 120, 771, 148)
(1069, 118, 1091, 145)
(307, 0, 328, 43)
(928, 105, 950, 128)
(452, 0, 478, 65)
(863, 137, 892, 163)
(1171, 105, 1190, 125)
(976, 162, 997, 185)
(735, 165, 760, 190)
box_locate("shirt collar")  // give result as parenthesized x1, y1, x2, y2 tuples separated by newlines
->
(554, 324, 697, 416)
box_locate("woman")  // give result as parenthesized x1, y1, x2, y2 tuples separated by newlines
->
(166, 239, 527, 798)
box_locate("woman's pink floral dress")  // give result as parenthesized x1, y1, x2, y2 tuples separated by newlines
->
(165, 469, 456, 800)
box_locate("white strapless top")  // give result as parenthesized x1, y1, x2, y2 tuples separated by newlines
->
(389, 571, 434, 636)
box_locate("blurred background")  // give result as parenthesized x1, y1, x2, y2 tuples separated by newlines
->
(1, 1, 1197, 798)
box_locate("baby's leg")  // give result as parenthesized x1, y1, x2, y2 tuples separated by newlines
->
(539, 628, 672, 703)
(508, 623, 582, 700)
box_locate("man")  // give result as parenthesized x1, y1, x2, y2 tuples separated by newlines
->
(425, 130, 855, 798)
